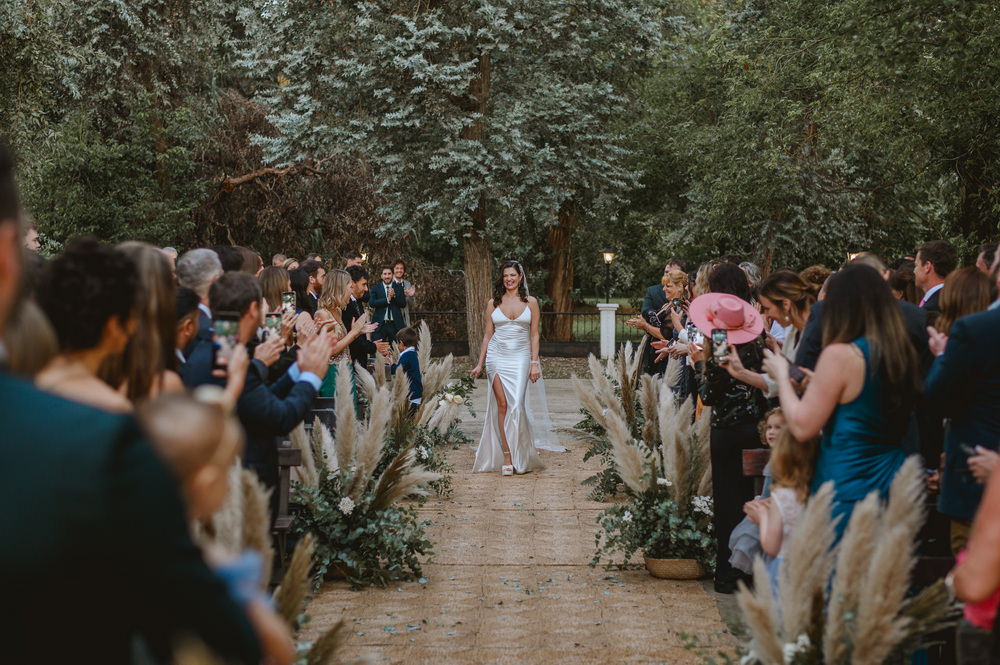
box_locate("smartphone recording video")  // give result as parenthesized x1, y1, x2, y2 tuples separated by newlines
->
(263, 312, 282, 341)
(281, 291, 296, 315)
(711, 329, 729, 365)
(213, 312, 240, 367)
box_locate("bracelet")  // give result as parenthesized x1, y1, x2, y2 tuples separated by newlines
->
(530, 361, 540, 365)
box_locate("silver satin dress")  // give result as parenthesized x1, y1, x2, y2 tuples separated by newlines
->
(473, 306, 543, 473)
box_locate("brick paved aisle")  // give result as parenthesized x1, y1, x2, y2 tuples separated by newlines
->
(304, 379, 734, 664)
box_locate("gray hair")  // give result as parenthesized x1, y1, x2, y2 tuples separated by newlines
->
(739, 261, 762, 287)
(176, 248, 223, 298)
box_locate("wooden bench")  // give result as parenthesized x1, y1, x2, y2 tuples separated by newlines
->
(271, 442, 302, 582)
(742, 448, 771, 496)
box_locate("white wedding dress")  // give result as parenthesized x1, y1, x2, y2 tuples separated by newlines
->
(473, 305, 565, 474)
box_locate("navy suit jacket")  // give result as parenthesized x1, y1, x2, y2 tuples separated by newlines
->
(235, 359, 318, 492)
(179, 337, 217, 389)
(927, 308, 1000, 521)
(0, 371, 259, 663)
(392, 350, 423, 403)
(370, 280, 406, 328)
(642, 284, 667, 316)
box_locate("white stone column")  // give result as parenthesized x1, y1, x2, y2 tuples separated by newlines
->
(596, 303, 619, 359)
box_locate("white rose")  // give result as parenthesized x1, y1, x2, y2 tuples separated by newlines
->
(438, 399, 446, 407)
(451, 395, 463, 405)
(656, 477, 672, 487)
(338, 496, 355, 515)
(621, 510, 633, 523)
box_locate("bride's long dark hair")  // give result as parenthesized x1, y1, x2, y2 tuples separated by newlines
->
(492, 260, 529, 307)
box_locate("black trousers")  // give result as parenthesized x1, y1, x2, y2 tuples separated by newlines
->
(710, 422, 759, 582)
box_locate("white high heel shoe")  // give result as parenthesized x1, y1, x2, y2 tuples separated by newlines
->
(501, 453, 514, 476)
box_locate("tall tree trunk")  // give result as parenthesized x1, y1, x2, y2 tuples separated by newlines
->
(464, 226, 492, 360)
(545, 198, 576, 341)
(463, 52, 492, 361)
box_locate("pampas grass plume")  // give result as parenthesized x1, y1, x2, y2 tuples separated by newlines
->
(239, 470, 274, 591)
(779, 481, 836, 641)
(272, 533, 315, 629)
(736, 557, 784, 665)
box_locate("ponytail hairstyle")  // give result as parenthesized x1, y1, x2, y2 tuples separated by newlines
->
(759, 270, 815, 327)
(492, 260, 528, 307)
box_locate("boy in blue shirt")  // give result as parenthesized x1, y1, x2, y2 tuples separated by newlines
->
(392, 326, 423, 412)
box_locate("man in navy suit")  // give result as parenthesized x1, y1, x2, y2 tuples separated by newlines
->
(209, 272, 334, 500)
(0, 144, 261, 663)
(927, 245, 1000, 551)
(370, 266, 407, 343)
(391, 326, 423, 411)
(913, 239, 957, 321)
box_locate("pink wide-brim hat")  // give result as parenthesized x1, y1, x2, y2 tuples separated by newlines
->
(687, 293, 764, 345)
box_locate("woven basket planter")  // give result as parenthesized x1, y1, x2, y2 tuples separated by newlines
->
(642, 555, 706, 580)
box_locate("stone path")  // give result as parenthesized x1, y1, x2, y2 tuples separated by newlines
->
(304, 379, 734, 664)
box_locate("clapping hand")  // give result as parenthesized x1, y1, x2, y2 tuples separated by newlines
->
(280, 311, 297, 344)
(928, 326, 948, 357)
(761, 348, 789, 382)
(968, 445, 999, 484)
(253, 335, 285, 367)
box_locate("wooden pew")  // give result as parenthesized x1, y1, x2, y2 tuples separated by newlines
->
(741, 448, 771, 496)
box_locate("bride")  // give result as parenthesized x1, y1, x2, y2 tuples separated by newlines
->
(470, 260, 564, 475)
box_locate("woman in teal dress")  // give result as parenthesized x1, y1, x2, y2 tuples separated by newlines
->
(313, 269, 378, 403)
(762, 264, 920, 539)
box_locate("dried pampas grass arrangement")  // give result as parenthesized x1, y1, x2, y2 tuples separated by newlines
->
(735, 457, 958, 665)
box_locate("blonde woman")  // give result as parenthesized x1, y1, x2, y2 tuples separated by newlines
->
(313, 269, 377, 398)
(627, 269, 689, 341)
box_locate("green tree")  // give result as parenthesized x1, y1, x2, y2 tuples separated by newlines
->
(242, 0, 660, 353)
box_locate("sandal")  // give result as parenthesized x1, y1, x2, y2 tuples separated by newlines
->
(501, 452, 514, 476)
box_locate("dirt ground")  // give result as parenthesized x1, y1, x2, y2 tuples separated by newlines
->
(302, 380, 736, 664)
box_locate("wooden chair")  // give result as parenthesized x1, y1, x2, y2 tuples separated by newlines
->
(742, 448, 772, 496)
(271, 441, 302, 582)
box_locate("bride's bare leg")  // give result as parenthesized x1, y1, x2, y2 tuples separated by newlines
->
(491, 375, 513, 467)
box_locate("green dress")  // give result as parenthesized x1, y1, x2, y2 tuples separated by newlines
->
(317, 312, 358, 406)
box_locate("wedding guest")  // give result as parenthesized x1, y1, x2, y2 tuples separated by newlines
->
(722, 270, 815, 397)
(176, 248, 223, 355)
(237, 246, 264, 276)
(259, 266, 291, 313)
(392, 326, 423, 411)
(889, 266, 919, 304)
(949, 467, 1000, 663)
(35, 237, 138, 413)
(3, 300, 57, 379)
(161, 246, 178, 274)
(175, 287, 201, 368)
(300, 258, 325, 307)
(926, 256, 1000, 552)
(744, 426, 817, 601)
(140, 393, 295, 665)
(281, 256, 300, 271)
(313, 269, 377, 398)
(739, 261, 762, 291)
(288, 267, 314, 315)
(914, 239, 958, 320)
(688, 274, 767, 594)
(23, 218, 40, 252)
(212, 245, 244, 273)
(370, 265, 406, 342)
(393, 260, 417, 327)
(210, 272, 334, 501)
(728, 408, 783, 576)
(100, 242, 184, 403)
(345, 252, 364, 268)
(974, 242, 997, 275)
(934, 266, 994, 335)
(271, 253, 287, 267)
(0, 143, 261, 664)
(305, 252, 324, 265)
(665, 256, 686, 272)
(798, 265, 831, 298)
(764, 264, 920, 540)
(344, 265, 384, 369)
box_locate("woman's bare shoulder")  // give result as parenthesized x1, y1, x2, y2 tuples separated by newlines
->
(526, 295, 538, 305)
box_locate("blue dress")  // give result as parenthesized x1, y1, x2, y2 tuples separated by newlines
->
(811, 337, 907, 540)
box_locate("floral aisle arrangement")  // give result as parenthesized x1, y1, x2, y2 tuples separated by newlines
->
(731, 457, 957, 665)
(571, 342, 648, 500)
(589, 371, 715, 575)
(289, 364, 440, 588)
(358, 320, 474, 499)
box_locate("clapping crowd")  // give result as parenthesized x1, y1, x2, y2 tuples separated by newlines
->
(0, 144, 423, 663)
(627, 243, 1000, 659)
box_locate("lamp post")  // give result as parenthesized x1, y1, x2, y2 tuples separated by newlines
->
(600, 249, 617, 303)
